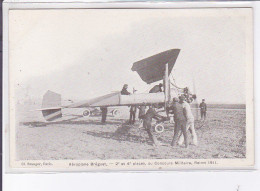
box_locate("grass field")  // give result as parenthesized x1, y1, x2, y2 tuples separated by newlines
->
(191, 103, 246, 110)
(15, 103, 246, 160)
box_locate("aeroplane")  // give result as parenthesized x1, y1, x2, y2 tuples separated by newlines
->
(38, 49, 196, 132)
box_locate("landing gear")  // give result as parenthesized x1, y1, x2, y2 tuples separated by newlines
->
(154, 123, 165, 133)
(112, 109, 121, 117)
(82, 109, 91, 118)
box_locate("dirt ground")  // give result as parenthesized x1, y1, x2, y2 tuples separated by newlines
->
(15, 104, 246, 160)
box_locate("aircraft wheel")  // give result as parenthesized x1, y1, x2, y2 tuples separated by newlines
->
(112, 109, 121, 117)
(83, 109, 91, 118)
(155, 124, 165, 133)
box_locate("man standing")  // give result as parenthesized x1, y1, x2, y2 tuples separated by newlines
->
(143, 105, 166, 147)
(178, 96, 198, 146)
(129, 105, 137, 124)
(167, 97, 189, 148)
(100, 107, 108, 124)
(199, 99, 207, 120)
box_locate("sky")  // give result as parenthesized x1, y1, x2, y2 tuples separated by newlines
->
(9, 8, 252, 104)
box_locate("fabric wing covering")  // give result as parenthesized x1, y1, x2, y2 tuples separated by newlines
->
(131, 49, 180, 84)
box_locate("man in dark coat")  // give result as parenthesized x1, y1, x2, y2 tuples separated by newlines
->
(149, 83, 163, 93)
(121, 84, 131, 95)
(143, 105, 167, 146)
(138, 106, 146, 120)
(167, 97, 188, 148)
(199, 99, 207, 120)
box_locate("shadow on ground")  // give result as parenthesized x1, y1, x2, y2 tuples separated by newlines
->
(21, 117, 123, 127)
(84, 124, 150, 144)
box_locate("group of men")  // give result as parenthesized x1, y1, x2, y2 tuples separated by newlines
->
(136, 96, 194, 148)
(122, 83, 163, 124)
(102, 83, 208, 148)
(167, 96, 198, 148)
(141, 96, 207, 148)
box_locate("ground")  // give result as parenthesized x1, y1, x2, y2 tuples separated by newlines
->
(15, 104, 246, 160)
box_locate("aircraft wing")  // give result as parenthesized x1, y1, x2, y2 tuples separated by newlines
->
(40, 91, 167, 121)
(66, 92, 121, 108)
(41, 90, 167, 112)
(66, 92, 166, 108)
(131, 49, 180, 84)
(36, 107, 62, 111)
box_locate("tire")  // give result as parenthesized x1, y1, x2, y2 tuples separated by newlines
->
(154, 124, 165, 133)
(83, 109, 91, 118)
(112, 109, 121, 117)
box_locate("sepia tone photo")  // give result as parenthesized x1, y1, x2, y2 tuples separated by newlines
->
(7, 7, 254, 170)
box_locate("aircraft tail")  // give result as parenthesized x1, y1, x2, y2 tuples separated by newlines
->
(41, 90, 62, 121)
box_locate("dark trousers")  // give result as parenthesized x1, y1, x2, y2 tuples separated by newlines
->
(129, 112, 136, 124)
(171, 120, 188, 148)
(143, 119, 157, 145)
(201, 111, 206, 120)
(101, 108, 108, 123)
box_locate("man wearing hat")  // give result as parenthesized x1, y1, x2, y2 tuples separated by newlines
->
(121, 84, 131, 95)
(199, 99, 207, 120)
(149, 83, 163, 93)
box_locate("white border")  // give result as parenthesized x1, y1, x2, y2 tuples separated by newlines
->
(2, 1, 256, 173)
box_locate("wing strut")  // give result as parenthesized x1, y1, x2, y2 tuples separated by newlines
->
(164, 63, 170, 107)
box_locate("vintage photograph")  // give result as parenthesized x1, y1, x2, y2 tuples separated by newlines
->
(7, 8, 253, 170)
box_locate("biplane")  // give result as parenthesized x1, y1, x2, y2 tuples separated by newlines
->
(38, 49, 196, 132)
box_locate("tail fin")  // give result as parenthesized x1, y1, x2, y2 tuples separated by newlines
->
(41, 90, 62, 121)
